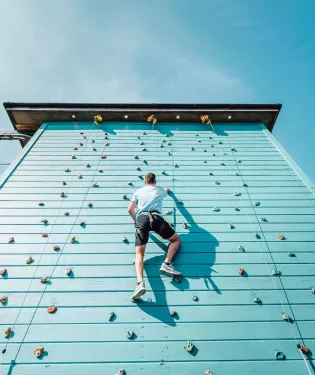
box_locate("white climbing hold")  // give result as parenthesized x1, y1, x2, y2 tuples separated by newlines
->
(282, 314, 291, 321)
(115, 369, 125, 375)
(204, 370, 214, 375)
(127, 331, 134, 339)
(0, 296, 8, 304)
(65, 268, 72, 276)
(40, 276, 48, 284)
(312, 288, 315, 294)
(4, 327, 11, 339)
(26, 256, 33, 264)
(184, 341, 194, 352)
(122, 236, 127, 242)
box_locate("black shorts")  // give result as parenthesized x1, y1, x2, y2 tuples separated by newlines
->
(135, 213, 175, 246)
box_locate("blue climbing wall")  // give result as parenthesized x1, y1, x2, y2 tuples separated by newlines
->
(0, 121, 315, 375)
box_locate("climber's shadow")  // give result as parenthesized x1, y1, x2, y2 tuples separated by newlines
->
(138, 193, 220, 325)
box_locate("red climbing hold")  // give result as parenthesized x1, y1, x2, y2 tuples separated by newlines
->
(42, 234, 48, 238)
(93, 148, 97, 151)
(53, 246, 60, 251)
(8, 237, 14, 243)
(299, 345, 310, 354)
(99, 169, 103, 173)
(92, 140, 95, 143)
(64, 212, 70, 216)
(0, 269, 7, 276)
(62, 181, 67, 185)
(101, 155, 107, 159)
(47, 306, 57, 314)
(80, 132, 83, 135)
(73, 147, 78, 150)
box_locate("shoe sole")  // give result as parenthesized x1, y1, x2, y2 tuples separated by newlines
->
(130, 287, 146, 301)
(160, 269, 182, 277)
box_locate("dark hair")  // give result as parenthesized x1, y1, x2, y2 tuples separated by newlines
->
(145, 173, 156, 184)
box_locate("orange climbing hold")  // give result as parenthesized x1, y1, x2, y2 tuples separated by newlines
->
(101, 155, 107, 159)
(299, 345, 310, 354)
(47, 306, 57, 314)
(278, 235, 285, 240)
(238, 268, 245, 276)
(0, 269, 7, 276)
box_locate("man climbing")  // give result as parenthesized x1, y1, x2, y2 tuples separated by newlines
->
(128, 172, 181, 300)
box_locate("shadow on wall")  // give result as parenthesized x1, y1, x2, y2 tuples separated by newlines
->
(137, 192, 219, 326)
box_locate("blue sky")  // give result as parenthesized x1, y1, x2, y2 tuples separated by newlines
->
(0, 0, 314, 183)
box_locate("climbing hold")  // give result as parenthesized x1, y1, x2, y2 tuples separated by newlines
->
(212, 153, 216, 156)
(34, 346, 45, 358)
(134, 155, 139, 159)
(71, 236, 76, 243)
(261, 217, 267, 222)
(26, 256, 33, 264)
(65, 268, 72, 275)
(231, 147, 235, 151)
(85, 164, 90, 168)
(115, 369, 125, 375)
(71, 155, 76, 159)
(204, 161, 207, 163)
(275, 351, 285, 360)
(138, 175, 143, 179)
(161, 170, 166, 175)
(105, 135, 109, 139)
(234, 192, 241, 196)
(237, 160, 241, 163)
(282, 314, 291, 322)
(168, 152, 172, 156)
(8, 237, 14, 243)
(105, 142, 109, 146)
(191, 147, 195, 151)
(101, 155, 107, 159)
(80, 132, 84, 135)
(60, 192, 65, 197)
(79, 143, 83, 146)
(38, 202, 45, 206)
(92, 140, 95, 143)
(77, 175, 82, 179)
(0, 296, 8, 304)
(65, 168, 70, 172)
(168, 142, 171, 146)
(64, 212, 70, 216)
(73, 147, 78, 151)
(211, 145, 214, 147)
(209, 172, 213, 176)
(92, 183, 97, 187)
(79, 221, 85, 226)
(170, 310, 177, 317)
(42, 233, 48, 238)
(166, 134, 169, 137)
(192, 296, 199, 302)
(215, 181, 220, 185)
(212, 207, 220, 212)
(288, 252, 295, 257)
(4, 327, 11, 339)
(40, 276, 48, 284)
(204, 149, 207, 152)
(88, 202, 93, 207)
(47, 306, 57, 314)
(160, 144, 164, 148)
(83, 135, 86, 138)
(255, 202, 260, 206)
(128, 182, 133, 186)
(229, 223, 234, 229)
(234, 207, 240, 211)
(272, 270, 282, 276)
(0, 269, 7, 276)
(53, 245, 60, 251)
(62, 181, 67, 185)
(278, 235, 285, 240)
(219, 141, 223, 145)
(297, 344, 310, 354)
(200, 114, 211, 124)
(178, 200, 183, 205)
(253, 297, 261, 304)
(184, 341, 194, 352)
(143, 132, 147, 135)
(198, 140, 201, 143)
(127, 331, 134, 339)
(173, 275, 182, 284)
(183, 223, 188, 229)
(238, 268, 245, 276)
(255, 233, 261, 239)
(243, 183, 248, 187)
(239, 245, 244, 252)
(94, 114, 103, 125)
(41, 219, 48, 224)
(142, 148, 146, 151)
(99, 169, 103, 173)
(220, 163, 225, 166)
(311, 288, 315, 294)
(204, 370, 214, 375)
(140, 142, 144, 145)
(123, 195, 127, 200)
(175, 164, 179, 168)
(108, 312, 115, 321)
(166, 210, 173, 215)
(196, 134, 199, 137)
(122, 236, 128, 242)
(235, 172, 239, 176)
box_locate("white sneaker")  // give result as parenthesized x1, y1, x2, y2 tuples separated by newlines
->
(160, 263, 182, 277)
(130, 281, 146, 301)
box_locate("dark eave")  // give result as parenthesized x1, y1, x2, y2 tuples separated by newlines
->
(3, 102, 282, 134)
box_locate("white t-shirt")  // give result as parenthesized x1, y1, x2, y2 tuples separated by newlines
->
(131, 185, 167, 217)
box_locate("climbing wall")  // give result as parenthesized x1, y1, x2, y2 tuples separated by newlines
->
(0, 121, 315, 375)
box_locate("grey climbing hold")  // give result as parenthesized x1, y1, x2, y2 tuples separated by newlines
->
(255, 202, 260, 206)
(109, 312, 115, 321)
(4, 327, 11, 339)
(275, 351, 285, 360)
(198, 140, 201, 143)
(143, 160, 147, 163)
(127, 331, 134, 339)
(162, 139, 166, 143)
(212, 153, 216, 156)
(235, 172, 239, 176)
(204, 161, 207, 163)
(170, 310, 177, 317)
(204, 149, 207, 152)
(239, 245, 244, 252)
(215, 181, 220, 185)
(192, 296, 199, 302)
(272, 270, 282, 276)
(137, 136, 140, 139)
(34, 346, 45, 358)
(212, 207, 220, 212)
(183, 223, 188, 229)
(166, 210, 173, 215)
(122, 236, 128, 242)
(253, 297, 261, 304)
(211, 145, 214, 147)
(196, 134, 199, 137)
(234, 192, 241, 196)
(26, 256, 33, 264)
(115, 370, 125, 375)
(0, 296, 8, 305)
(282, 314, 291, 321)
(123, 195, 127, 200)
(134, 156, 139, 159)
(184, 341, 194, 352)
(261, 217, 267, 222)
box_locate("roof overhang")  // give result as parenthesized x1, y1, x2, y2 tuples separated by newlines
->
(3, 102, 282, 134)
